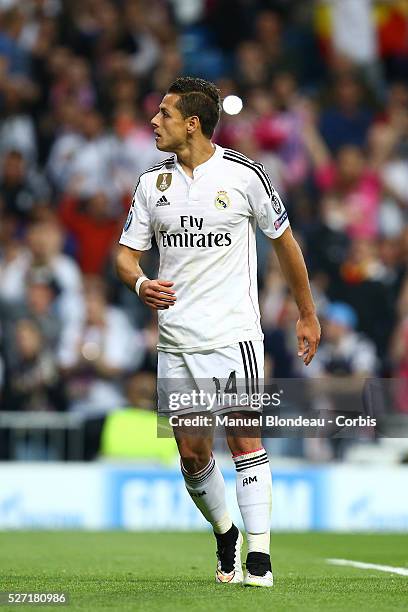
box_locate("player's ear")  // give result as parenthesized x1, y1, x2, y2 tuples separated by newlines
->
(186, 115, 200, 134)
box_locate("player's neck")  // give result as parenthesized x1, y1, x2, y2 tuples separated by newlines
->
(175, 139, 215, 178)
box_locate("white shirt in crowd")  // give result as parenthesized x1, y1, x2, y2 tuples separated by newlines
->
(304, 331, 377, 377)
(0, 249, 84, 325)
(58, 306, 145, 414)
(328, 0, 377, 64)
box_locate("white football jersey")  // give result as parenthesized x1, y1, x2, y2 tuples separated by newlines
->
(119, 144, 290, 352)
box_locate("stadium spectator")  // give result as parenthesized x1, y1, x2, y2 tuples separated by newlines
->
(234, 41, 269, 89)
(318, 73, 373, 152)
(309, 301, 377, 377)
(0, 220, 83, 326)
(253, 72, 310, 190)
(305, 301, 378, 459)
(150, 43, 184, 93)
(58, 278, 144, 414)
(0, 149, 50, 223)
(304, 118, 381, 240)
(5, 317, 66, 412)
(45, 107, 85, 194)
(0, 6, 31, 78)
(254, 10, 289, 74)
(58, 190, 124, 275)
(376, 91, 408, 235)
(110, 103, 163, 197)
(65, 109, 116, 200)
(50, 55, 96, 114)
(0, 79, 38, 162)
(261, 244, 329, 379)
(1, 267, 61, 357)
(334, 239, 396, 357)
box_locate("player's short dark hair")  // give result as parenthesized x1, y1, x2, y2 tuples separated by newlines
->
(167, 77, 221, 139)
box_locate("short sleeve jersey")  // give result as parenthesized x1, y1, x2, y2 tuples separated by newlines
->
(119, 144, 290, 352)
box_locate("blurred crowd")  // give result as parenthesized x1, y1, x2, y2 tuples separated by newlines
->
(0, 0, 407, 427)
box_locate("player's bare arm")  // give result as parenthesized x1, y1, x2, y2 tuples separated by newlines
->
(272, 227, 321, 366)
(115, 244, 176, 310)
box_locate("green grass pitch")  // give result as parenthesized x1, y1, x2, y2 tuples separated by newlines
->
(0, 532, 407, 611)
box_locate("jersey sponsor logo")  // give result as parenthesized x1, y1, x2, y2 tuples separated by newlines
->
(274, 210, 288, 230)
(123, 209, 133, 232)
(271, 193, 282, 214)
(159, 215, 232, 248)
(156, 172, 172, 192)
(214, 190, 231, 209)
(156, 195, 170, 207)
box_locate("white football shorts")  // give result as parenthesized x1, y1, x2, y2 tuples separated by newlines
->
(157, 340, 264, 416)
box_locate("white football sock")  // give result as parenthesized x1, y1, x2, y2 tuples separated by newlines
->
(233, 448, 272, 552)
(181, 455, 233, 534)
(246, 532, 270, 555)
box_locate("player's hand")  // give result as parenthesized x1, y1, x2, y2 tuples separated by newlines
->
(296, 313, 321, 366)
(139, 279, 176, 310)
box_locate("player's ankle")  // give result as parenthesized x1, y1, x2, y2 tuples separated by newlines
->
(247, 531, 270, 555)
(214, 522, 237, 541)
(213, 513, 233, 535)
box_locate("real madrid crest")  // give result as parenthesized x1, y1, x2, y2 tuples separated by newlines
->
(271, 192, 282, 214)
(215, 190, 231, 210)
(156, 172, 172, 192)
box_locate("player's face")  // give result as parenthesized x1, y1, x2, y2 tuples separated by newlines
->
(151, 94, 190, 152)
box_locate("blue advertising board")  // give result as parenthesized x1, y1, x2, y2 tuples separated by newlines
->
(1, 463, 408, 531)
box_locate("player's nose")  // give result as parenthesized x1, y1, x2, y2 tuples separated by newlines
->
(151, 114, 159, 128)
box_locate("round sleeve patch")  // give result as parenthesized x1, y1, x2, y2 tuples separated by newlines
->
(271, 193, 282, 214)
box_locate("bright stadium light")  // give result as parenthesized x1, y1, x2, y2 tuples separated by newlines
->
(223, 95, 243, 115)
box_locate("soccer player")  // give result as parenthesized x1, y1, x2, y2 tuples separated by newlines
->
(116, 77, 320, 587)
